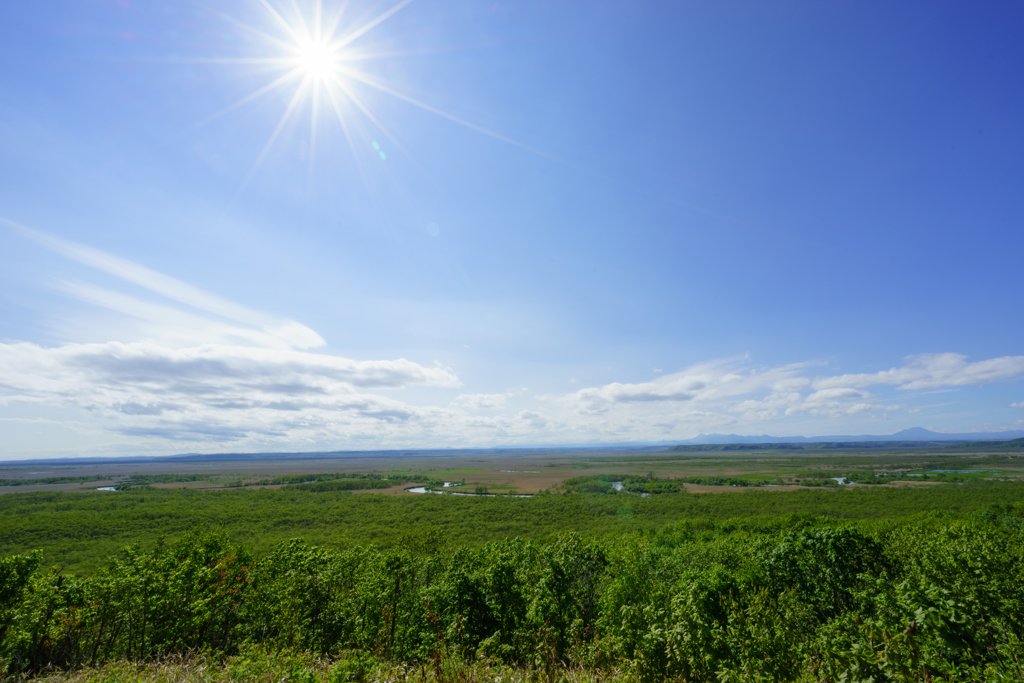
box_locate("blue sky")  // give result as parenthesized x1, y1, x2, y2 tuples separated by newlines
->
(1, 0, 1023, 458)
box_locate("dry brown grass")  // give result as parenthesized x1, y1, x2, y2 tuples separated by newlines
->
(29, 651, 634, 683)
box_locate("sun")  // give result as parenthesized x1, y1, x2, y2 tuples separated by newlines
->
(295, 41, 337, 81)
(194, 0, 546, 195)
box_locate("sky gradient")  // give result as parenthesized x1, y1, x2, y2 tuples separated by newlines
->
(1, 0, 1023, 458)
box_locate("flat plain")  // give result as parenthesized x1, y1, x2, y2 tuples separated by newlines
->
(1, 441, 1022, 573)
(3, 441, 1022, 495)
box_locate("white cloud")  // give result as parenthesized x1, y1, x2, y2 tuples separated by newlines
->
(4, 341, 1019, 453)
(812, 353, 1024, 391)
(0, 341, 460, 445)
(1011, 402, 1024, 408)
(787, 388, 903, 418)
(538, 352, 1019, 440)
(563, 358, 818, 414)
(518, 410, 550, 429)
(0, 223, 483, 453)
(805, 387, 871, 402)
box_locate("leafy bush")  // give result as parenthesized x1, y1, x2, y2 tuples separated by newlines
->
(1, 517, 1023, 681)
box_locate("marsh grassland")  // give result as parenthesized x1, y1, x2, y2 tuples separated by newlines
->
(2, 442, 1023, 681)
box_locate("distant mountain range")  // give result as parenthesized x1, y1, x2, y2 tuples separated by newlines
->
(676, 427, 1024, 445)
(6, 428, 1024, 465)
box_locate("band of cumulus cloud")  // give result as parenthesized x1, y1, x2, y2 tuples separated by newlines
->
(2, 342, 1022, 449)
(544, 353, 1024, 440)
(0, 341, 460, 443)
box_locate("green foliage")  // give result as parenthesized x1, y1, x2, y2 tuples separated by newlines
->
(621, 476, 682, 494)
(0, 549, 41, 657)
(2, 508, 1024, 681)
(326, 650, 381, 682)
(808, 521, 1024, 681)
(0, 477, 98, 487)
(270, 473, 410, 487)
(3, 481, 1024, 574)
(561, 473, 777, 494)
(221, 473, 416, 490)
(287, 480, 397, 493)
(765, 527, 888, 620)
(114, 474, 211, 490)
(560, 474, 618, 494)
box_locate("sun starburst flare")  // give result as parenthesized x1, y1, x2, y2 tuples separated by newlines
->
(188, 0, 551, 196)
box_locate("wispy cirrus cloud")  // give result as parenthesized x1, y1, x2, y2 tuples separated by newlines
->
(2, 217, 324, 350)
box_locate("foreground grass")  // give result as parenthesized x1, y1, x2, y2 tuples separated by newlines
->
(32, 649, 633, 683)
